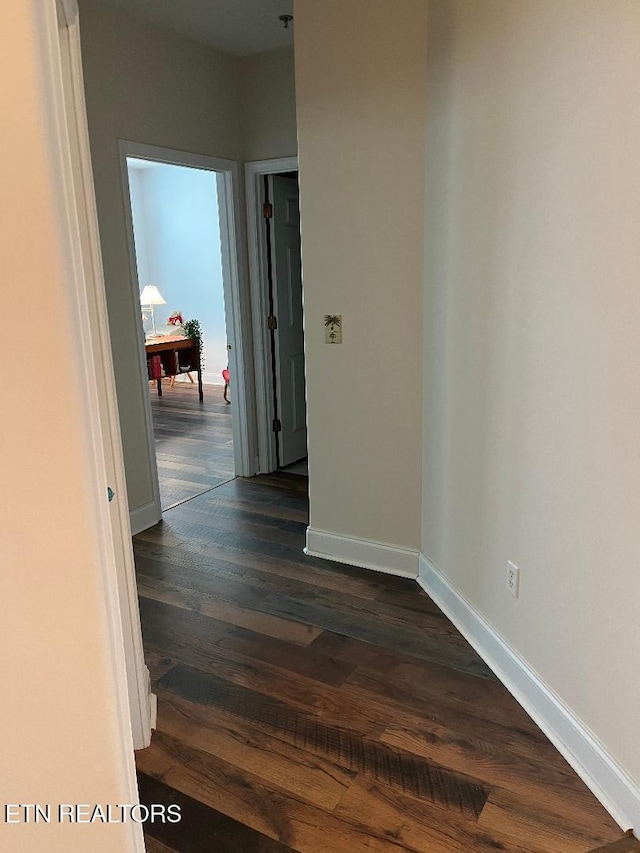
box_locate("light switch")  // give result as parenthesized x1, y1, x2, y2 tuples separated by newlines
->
(324, 314, 342, 344)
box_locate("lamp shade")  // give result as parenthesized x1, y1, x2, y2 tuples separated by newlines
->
(140, 285, 166, 306)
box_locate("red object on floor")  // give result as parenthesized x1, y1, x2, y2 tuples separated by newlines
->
(222, 367, 230, 404)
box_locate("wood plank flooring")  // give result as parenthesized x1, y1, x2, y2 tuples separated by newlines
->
(133, 473, 628, 853)
(150, 379, 234, 510)
(589, 837, 640, 853)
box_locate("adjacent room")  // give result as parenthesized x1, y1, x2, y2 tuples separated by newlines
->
(126, 157, 235, 509)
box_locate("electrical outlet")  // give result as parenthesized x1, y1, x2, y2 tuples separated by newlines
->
(506, 561, 520, 597)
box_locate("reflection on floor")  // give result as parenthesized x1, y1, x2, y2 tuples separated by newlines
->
(149, 379, 234, 510)
(133, 473, 624, 853)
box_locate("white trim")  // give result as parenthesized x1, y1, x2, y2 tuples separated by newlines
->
(58, 0, 78, 25)
(63, 11, 153, 754)
(245, 157, 299, 474)
(118, 141, 257, 506)
(418, 554, 640, 833)
(117, 144, 163, 526)
(305, 527, 419, 578)
(149, 692, 158, 731)
(215, 164, 256, 478)
(37, 2, 144, 849)
(129, 500, 162, 536)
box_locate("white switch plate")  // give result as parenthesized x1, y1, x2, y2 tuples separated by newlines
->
(324, 314, 342, 344)
(506, 561, 520, 597)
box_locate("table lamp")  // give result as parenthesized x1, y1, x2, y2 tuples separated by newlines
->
(140, 285, 166, 338)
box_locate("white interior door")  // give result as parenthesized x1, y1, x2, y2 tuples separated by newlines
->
(268, 175, 307, 467)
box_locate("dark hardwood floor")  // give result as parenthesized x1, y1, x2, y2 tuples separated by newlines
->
(150, 379, 234, 510)
(133, 473, 628, 853)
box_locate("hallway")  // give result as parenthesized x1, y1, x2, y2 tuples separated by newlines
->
(132, 475, 623, 853)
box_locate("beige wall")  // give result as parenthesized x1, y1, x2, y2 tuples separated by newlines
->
(80, 2, 298, 516)
(294, 0, 427, 549)
(79, 0, 244, 514)
(8, 0, 639, 842)
(240, 47, 298, 162)
(1, 3, 137, 850)
(423, 0, 640, 785)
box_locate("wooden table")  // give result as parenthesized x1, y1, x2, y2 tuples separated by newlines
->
(145, 335, 203, 402)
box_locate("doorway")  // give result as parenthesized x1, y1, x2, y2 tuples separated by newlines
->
(126, 156, 234, 509)
(246, 158, 308, 476)
(120, 141, 254, 526)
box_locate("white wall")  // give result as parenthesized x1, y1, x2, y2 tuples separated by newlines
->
(1, 3, 138, 850)
(80, 0, 298, 515)
(127, 168, 153, 291)
(240, 47, 298, 162)
(79, 0, 243, 513)
(128, 162, 228, 384)
(423, 0, 640, 799)
(294, 0, 427, 554)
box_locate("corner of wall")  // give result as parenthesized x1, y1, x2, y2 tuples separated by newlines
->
(418, 554, 640, 833)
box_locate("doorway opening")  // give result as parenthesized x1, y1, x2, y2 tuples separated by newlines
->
(126, 156, 234, 510)
(246, 158, 308, 478)
(120, 142, 252, 522)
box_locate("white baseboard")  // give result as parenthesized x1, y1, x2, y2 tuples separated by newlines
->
(129, 500, 161, 536)
(149, 692, 158, 732)
(305, 527, 419, 578)
(168, 373, 224, 387)
(201, 374, 225, 386)
(418, 554, 640, 833)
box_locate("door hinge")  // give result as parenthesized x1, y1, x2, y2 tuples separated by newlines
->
(272, 418, 282, 433)
(263, 202, 273, 219)
(267, 315, 278, 331)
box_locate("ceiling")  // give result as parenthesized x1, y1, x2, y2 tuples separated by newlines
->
(96, 0, 294, 56)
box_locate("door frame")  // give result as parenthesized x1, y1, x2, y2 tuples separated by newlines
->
(37, 2, 148, 847)
(119, 140, 256, 528)
(52, 0, 153, 754)
(245, 157, 299, 473)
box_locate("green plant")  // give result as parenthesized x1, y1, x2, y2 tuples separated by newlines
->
(183, 318, 205, 369)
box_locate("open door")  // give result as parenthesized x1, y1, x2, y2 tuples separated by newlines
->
(268, 175, 307, 467)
